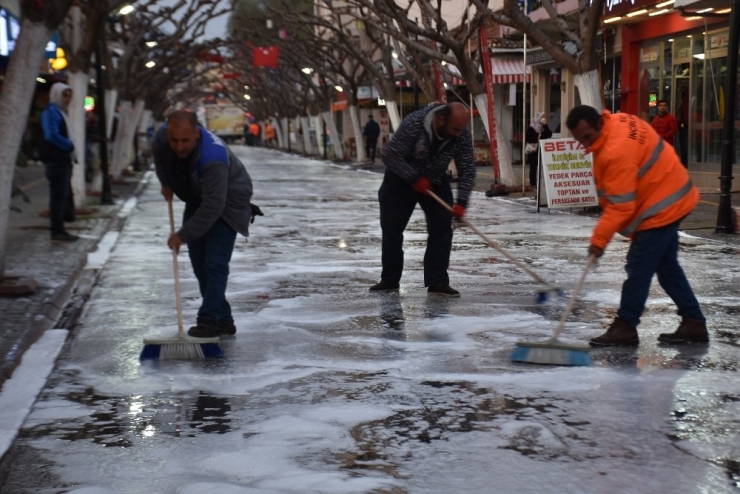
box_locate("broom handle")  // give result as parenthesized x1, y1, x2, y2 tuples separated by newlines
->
(552, 255, 596, 339)
(168, 200, 185, 334)
(426, 189, 548, 284)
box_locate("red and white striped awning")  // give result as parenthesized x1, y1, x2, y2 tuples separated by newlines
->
(490, 58, 531, 84)
(444, 58, 531, 86)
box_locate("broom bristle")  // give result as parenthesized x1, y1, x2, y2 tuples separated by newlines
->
(511, 339, 591, 366)
(140, 332, 224, 360)
(535, 286, 564, 305)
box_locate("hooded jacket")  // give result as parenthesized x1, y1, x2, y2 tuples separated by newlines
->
(39, 82, 75, 164)
(587, 111, 698, 249)
(153, 125, 253, 243)
(381, 104, 476, 207)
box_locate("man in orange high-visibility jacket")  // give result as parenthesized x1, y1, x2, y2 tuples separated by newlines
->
(566, 106, 707, 347)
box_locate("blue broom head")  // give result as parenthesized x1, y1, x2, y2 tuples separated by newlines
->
(510, 344, 591, 366)
(139, 342, 224, 360)
(535, 287, 564, 305)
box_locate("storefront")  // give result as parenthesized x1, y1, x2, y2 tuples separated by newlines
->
(614, 1, 736, 186)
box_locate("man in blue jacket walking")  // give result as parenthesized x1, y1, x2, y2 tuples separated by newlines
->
(370, 102, 476, 297)
(153, 110, 254, 337)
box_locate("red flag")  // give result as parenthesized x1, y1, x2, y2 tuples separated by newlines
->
(252, 46, 279, 69)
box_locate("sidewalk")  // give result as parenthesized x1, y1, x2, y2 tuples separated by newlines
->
(0, 163, 147, 387)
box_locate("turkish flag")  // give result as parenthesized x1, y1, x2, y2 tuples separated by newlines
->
(252, 46, 279, 69)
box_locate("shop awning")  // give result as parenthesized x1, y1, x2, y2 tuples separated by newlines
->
(444, 58, 532, 86)
(491, 58, 530, 84)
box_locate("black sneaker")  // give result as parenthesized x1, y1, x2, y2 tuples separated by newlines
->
(187, 319, 236, 338)
(427, 285, 460, 297)
(369, 280, 400, 292)
(51, 232, 79, 242)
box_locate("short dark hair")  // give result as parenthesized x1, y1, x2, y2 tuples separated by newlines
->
(368, 114, 373, 119)
(566, 105, 601, 131)
(167, 110, 198, 128)
(657, 99, 668, 105)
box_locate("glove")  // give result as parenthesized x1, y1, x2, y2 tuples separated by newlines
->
(451, 204, 466, 218)
(588, 245, 604, 258)
(412, 176, 431, 194)
(250, 203, 264, 224)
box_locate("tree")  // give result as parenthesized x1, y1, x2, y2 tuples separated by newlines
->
(0, 0, 74, 288)
(470, 0, 606, 110)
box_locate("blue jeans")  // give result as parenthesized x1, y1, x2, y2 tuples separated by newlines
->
(184, 210, 237, 323)
(618, 219, 705, 327)
(378, 170, 454, 287)
(43, 161, 74, 236)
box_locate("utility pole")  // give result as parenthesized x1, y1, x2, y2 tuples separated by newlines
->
(94, 40, 114, 205)
(715, 0, 738, 233)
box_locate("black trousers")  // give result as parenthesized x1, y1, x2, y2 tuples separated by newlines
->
(366, 138, 377, 162)
(43, 161, 75, 236)
(526, 151, 539, 186)
(378, 170, 454, 287)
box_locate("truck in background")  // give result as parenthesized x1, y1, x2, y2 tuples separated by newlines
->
(199, 102, 246, 144)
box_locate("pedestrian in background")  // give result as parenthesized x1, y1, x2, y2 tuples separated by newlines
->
(264, 122, 276, 148)
(566, 105, 707, 347)
(39, 82, 78, 242)
(363, 114, 381, 163)
(525, 112, 552, 188)
(651, 99, 678, 146)
(370, 102, 476, 297)
(250, 121, 261, 147)
(152, 110, 254, 338)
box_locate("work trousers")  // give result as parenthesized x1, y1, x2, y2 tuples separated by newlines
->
(618, 219, 705, 327)
(43, 161, 75, 236)
(184, 209, 237, 324)
(378, 170, 454, 287)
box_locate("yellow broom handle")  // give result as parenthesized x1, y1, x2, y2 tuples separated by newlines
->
(552, 255, 596, 339)
(168, 200, 185, 334)
(426, 189, 548, 284)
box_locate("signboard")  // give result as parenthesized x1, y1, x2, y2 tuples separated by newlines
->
(540, 138, 598, 209)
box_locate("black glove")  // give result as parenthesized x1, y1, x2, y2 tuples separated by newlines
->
(250, 203, 264, 224)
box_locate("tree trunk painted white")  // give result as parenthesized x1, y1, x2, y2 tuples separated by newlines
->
(272, 117, 284, 149)
(321, 111, 345, 160)
(281, 117, 290, 150)
(573, 70, 603, 112)
(302, 116, 314, 155)
(67, 70, 88, 208)
(292, 117, 302, 153)
(348, 104, 366, 162)
(0, 19, 52, 276)
(384, 101, 401, 133)
(473, 93, 517, 187)
(311, 115, 324, 157)
(110, 99, 144, 177)
(105, 88, 117, 140)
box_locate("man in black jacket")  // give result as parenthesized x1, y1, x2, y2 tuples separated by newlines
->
(363, 114, 381, 163)
(370, 102, 476, 297)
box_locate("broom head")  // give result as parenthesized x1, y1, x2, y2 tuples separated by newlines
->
(140, 332, 224, 360)
(510, 338, 591, 366)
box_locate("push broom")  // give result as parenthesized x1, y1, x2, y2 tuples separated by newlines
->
(510, 255, 595, 366)
(140, 200, 224, 360)
(426, 190, 562, 303)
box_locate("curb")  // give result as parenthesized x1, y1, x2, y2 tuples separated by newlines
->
(0, 172, 151, 388)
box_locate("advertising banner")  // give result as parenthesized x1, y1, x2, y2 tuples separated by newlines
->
(539, 138, 598, 209)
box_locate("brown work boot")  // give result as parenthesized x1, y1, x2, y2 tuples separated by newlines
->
(589, 317, 639, 347)
(658, 318, 709, 344)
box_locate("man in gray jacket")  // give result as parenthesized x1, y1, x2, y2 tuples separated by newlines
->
(153, 110, 254, 337)
(370, 102, 476, 297)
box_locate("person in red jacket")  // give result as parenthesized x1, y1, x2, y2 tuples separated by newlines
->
(651, 100, 678, 146)
(566, 105, 707, 347)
